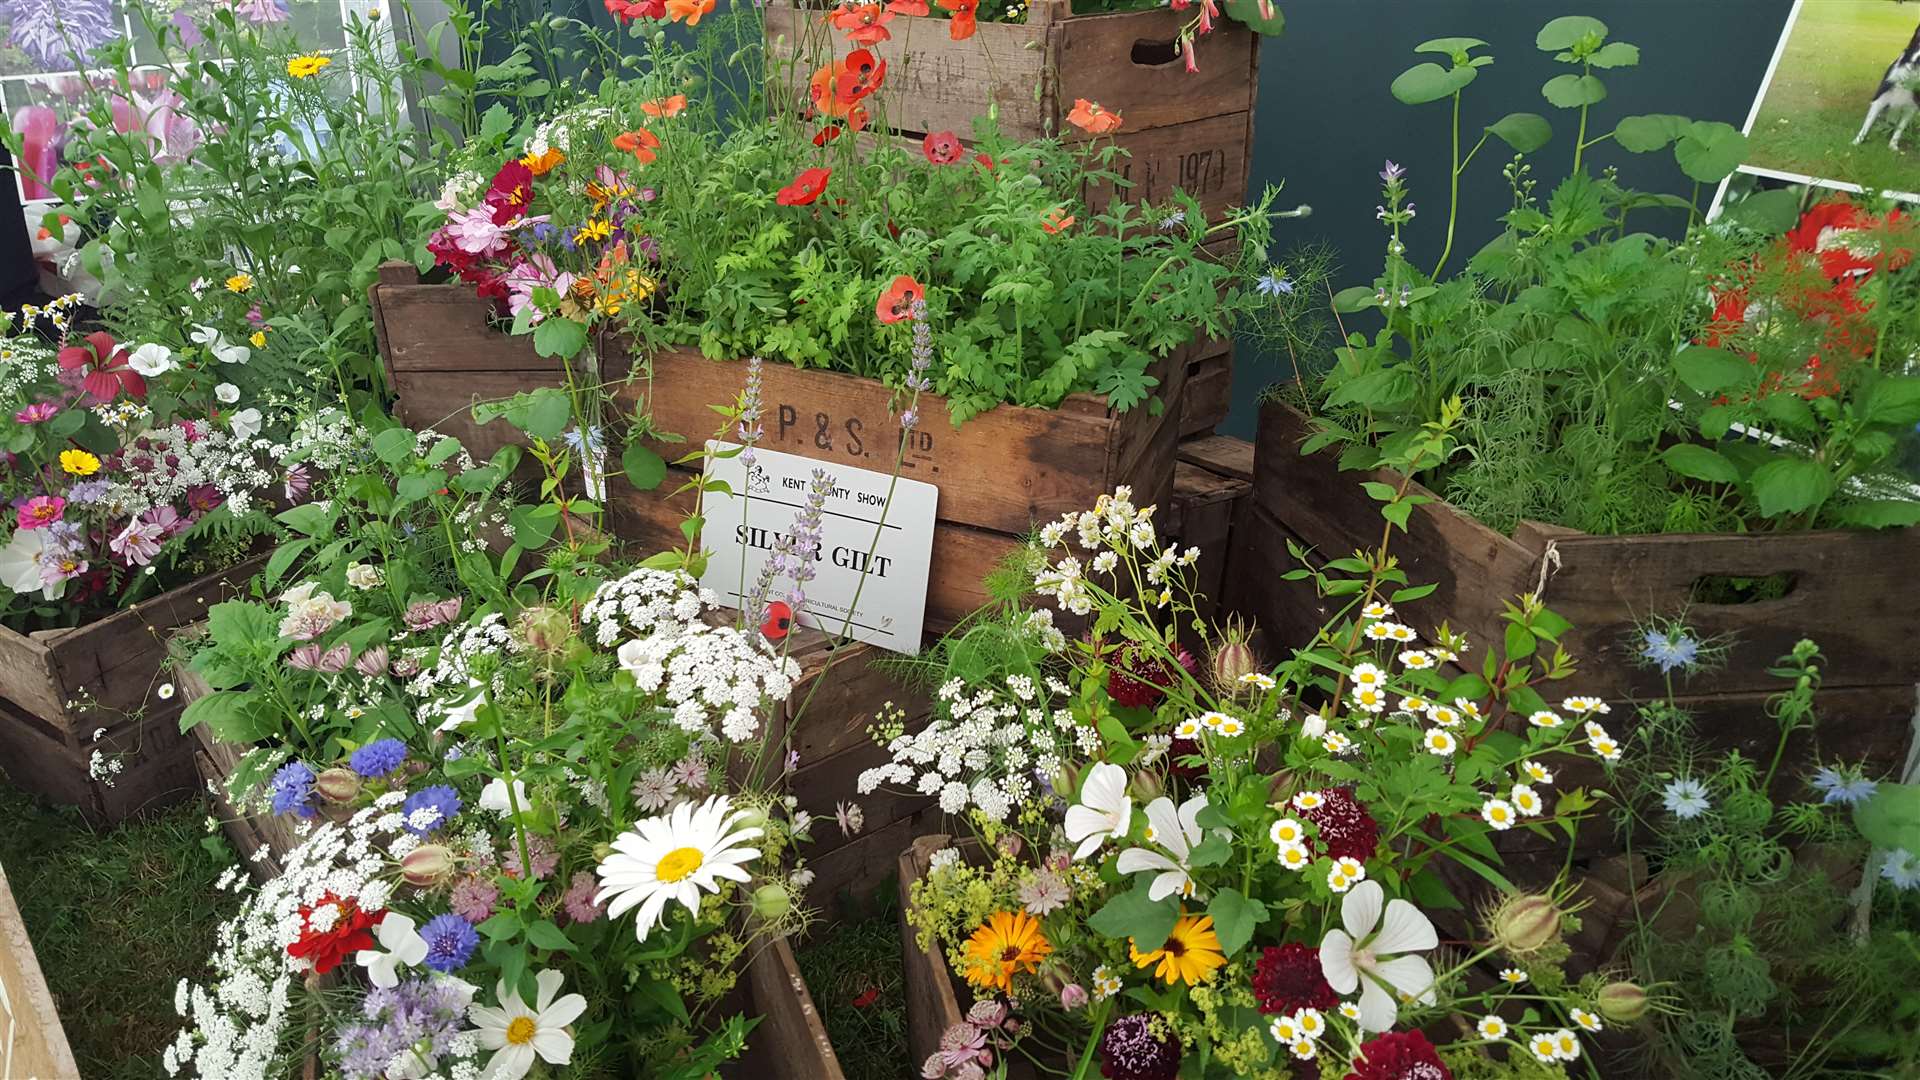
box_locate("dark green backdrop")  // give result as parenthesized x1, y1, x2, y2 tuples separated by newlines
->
(1225, 0, 1797, 437)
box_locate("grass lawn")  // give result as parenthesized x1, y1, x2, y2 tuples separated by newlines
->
(793, 886, 909, 1080)
(0, 783, 240, 1079)
(1747, 0, 1920, 192)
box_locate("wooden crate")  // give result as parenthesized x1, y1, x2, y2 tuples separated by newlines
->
(0, 554, 266, 824)
(1180, 347, 1234, 439)
(732, 936, 848, 1080)
(0, 862, 81, 1080)
(761, 0, 1260, 223)
(898, 834, 969, 1073)
(1165, 434, 1252, 623)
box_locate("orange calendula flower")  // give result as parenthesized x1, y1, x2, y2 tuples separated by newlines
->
(520, 147, 566, 175)
(1041, 208, 1075, 234)
(665, 0, 714, 24)
(936, 0, 975, 39)
(640, 94, 688, 118)
(613, 128, 662, 164)
(962, 911, 1051, 994)
(829, 1, 894, 44)
(875, 275, 925, 324)
(1066, 98, 1122, 136)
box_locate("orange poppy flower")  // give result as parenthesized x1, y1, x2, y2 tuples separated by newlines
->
(613, 128, 661, 164)
(1041, 208, 1075, 234)
(829, 1, 894, 45)
(936, 0, 975, 39)
(813, 107, 872, 145)
(640, 94, 688, 118)
(886, 0, 929, 12)
(519, 147, 566, 175)
(665, 0, 714, 24)
(876, 274, 925, 323)
(778, 167, 832, 206)
(1066, 98, 1122, 136)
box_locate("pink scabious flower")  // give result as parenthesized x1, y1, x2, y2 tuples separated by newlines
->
(16, 495, 64, 529)
(447, 205, 511, 256)
(501, 834, 559, 881)
(448, 876, 499, 924)
(110, 517, 166, 565)
(13, 402, 59, 424)
(561, 871, 605, 924)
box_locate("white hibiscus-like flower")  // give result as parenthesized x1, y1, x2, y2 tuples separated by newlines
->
(354, 911, 429, 989)
(1063, 762, 1131, 861)
(479, 776, 531, 816)
(127, 342, 176, 376)
(437, 683, 487, 732)
(1115, 793, 1210, 901)
(1318, 879, 1438, 1032)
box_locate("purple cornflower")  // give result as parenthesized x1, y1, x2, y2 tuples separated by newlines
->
(269, 761, 317, 818)
(349, 738, 407, 779)
(561, 871, 606, 923)
(331, 977, 470, 1080)
(738, 356, 764, 466)
(418, 913, 479, 972)
(448, 876, 498, 923)
(401, 785, 462, 836)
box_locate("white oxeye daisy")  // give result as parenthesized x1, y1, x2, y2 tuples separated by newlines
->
(1398, 649, 1435, 670)
(1522, 760, 1554, 784)
(1552, 1029, 1581, 1060)
(1571, 1008, 1602, 1032)
(1530, 1033, 1560, 1063)
(1173, 717, 1204, 739)
(1198, 711, 1231, 732)
(1426, 705, 1461, 728)
(1478, 1015, 1509, 1039)
(1338, 1002, 1362, 1021)
(1290, 1037, 1317, 1060)
(1528, 710, 1563, 729)
(1292, 791, 1325, 811)
(1481, 799, 1517, 830)
(1294, 1008, 1325, 1038)
(1361, 601, 1394, 620)
(1240, 672, 1277, 690)
(1215, 717, 1246, 738)
(1276, 843, 1311, 871)
(1350, 663, 1385, 688)
(1398, 695, 1431, 714)
(595, 795, 764, 942)
(1562, 695, 1607, 715)
(1511, 785, 1544, 816)
(1270, 1016, 1298, 1043)
(1323, 731, 1353, 754)
(1500, 967, 1527, 985)
(1590, 736, 1622, 762)
(1352, 686, 1388, 713)
(1424, 729, 1457, 757)
(1270, 818, 1306, 846)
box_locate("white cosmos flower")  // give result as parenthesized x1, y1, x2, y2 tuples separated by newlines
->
(354, 911, 428, 988)
(1318, 879, 1438, 1032)
(1063, 762, 1131, 861)
(0, 528, 55, 598)
(469, 968, 588, 1080)
(127, 342, 176, 376)
(595, 794, 763, 941)
(1115, 793, 1209, 901)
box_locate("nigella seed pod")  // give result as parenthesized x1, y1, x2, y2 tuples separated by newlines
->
(1209, 616, 1258, 692)
(1129, 769, 1165, 803)
(1485, 892, 1564, 956)
(517, 605, 575, 658)
(750, 883, 791, 920)
(1598, 981, 1650, 1023)
(314, 767, 362, 804)
(400, 843, 456, 886)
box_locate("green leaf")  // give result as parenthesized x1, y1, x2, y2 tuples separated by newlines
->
(1724, 188, 1803, 235)
(1088, 882, 1178, 947)
(526, 919, 578, 952)
(1613, 113, 1688, 152)
(1331, 286, 1380, 313)
(1673, 122, 1747, 183)
(1391, 62, 1475, 105)
(1221, 0, 1283, 36)
(1830, 500, 1920, 529)
(509, 504, 559, 548)
(275, 502, 335, 538)
(397, 470, 446, 502)
(1504, 622, 1537, 661)
(179, 690, 270, 742)
(1859, 376, 1920, 426)
(1486, 112, 1552, 153)
(1586, 41, 1639, 68)
(1205, 888, 1269, 956)
(1187, 836, 1234, 868)
(631, 977, 690, 1022)
(1749, 457, 1834, 518)
(371, 427, 416, 465)
(1535, 15, 1608, 51)
(476, 910, 521, 941)
(622, 443, 667, 491)
(479, 102, 513, 142)
(497, 388, 573, 441)
(207, 600, 280, 649)
(1855, 783, 1920, 853)
(1661, 444, 1740, 484)
(262, 539, 312, 593)
(1542, 73, 1607, 109)
(1674, 345, 1752, 394)
(531, 317, 589, 360)
(1414, 36, 1488, 56)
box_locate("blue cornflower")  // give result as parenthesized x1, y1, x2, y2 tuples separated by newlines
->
(528, 220, 558, 246)
(348, 738, 408, 779)
(1881, 849, 1920, 891)
(1810, 766, 1879, 806)
(1660, 778, 1712, 820)
(400, 785, 462, 836)
(1641, 629, 1700, 673)
(1256, 270, 1295, 298)
(269, 761, 317, 818)
(419, 913, 479, 972)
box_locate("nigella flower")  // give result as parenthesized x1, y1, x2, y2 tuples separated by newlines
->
(1158, 210, 1185, 230)
(418, 912, 479, 971)
(561, 425, 605, 456)
(1810, 766, 1878, 805)
(401, 784, 462, 836)
(1641, 629, 1700, 673)
(1882, 849, 1920, 891)
(348, 738, 407, 778)
(1255, 270, 1294, 297)
(1660, 778, 1711, 820)
(269, 761, 318, 818)
(1379, 160, 1405, 183)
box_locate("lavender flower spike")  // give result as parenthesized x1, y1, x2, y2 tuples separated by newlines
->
(738, 356, 765, 466)
(747, 467, 834, 623)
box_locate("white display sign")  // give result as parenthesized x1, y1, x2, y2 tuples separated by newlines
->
(698, 442, 938, 655)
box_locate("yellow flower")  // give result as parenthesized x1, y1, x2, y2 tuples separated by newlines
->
(520, 147, 566, 176)
(1129, 913, 1225, 986)
(961, 911, 1050, 994)
(286, 54, 332, 78)
(58, 449, 100, 476)
(225, 273, 254, 294)
(573, 220, 613, 245)
(249, 330, 267, 348)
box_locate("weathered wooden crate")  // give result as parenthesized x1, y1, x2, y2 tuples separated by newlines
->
(1180, 349, 1234, 439)
(0, 861, 81, 1080)
(1165, 434, 1253, 623)
(0, 554, 266, 825)
(761, 0, 1260, 223)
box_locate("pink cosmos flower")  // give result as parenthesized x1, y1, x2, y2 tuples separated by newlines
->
(16, 495, 64, 530)
(448, 205, 511, 255)
(110, 518, 166, 565)
(145, 505, 185, 537)
(39, 552, 87, 591)
(14, 402, 58, 424)
(105, 86, 202, 165)
(504, 254, 578, 325)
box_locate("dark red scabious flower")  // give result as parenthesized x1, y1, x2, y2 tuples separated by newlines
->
(1302, 787, 1379, 862)
(1250, 942, 1339, 1016)
(1106, 642, 1196, 709)
(1098, 1014, 1180, 1080)
(485, 159, 535, 224)
(57, 331, 145, 401)
(285, 893, 383, 975)
(1345, 1030, 1453, 1080)
(922, 130, 965, 165)
(777, 167, 832, 207)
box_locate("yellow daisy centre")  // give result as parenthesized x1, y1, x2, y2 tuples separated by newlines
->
(505, 1016, 538, 1045)
(656, 846, 704, 883)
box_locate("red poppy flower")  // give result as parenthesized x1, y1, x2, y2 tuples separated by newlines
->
(829, 1, 894, 44)
(834, 49, 886, 104)
(1066, 98, 1122, 136)
(614, 128, 662, 164)
(604, 0, 665, 19)
(640, 94, 688, 118)
(1041, 207, 1076, 234)
(886, 0, 928, 12)
(762, 600, 793, 641)
(974, 152, 997, 171)
(936, 0, 975, 39)
(285, 893, 382, 975)
(778, 167, 832, 206)
(812, 109, 870, 146)
(875, 274, 925, 323)
(851, 986, 881, 1007)
(922, 130, 964, 165)
(57, 331, 145, 401)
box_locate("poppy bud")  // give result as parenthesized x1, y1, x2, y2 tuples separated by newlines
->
(401, 844, 456, 886)
(1485, 892, 1564, 956)
(314, 767, 361, 804)
(1598, 981, 1650, 1023)
(751, 883, 791, 920)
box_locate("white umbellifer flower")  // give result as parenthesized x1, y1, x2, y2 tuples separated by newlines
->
(1115, 794, 1208, 901)
(1423, 729, 1457, 757)
(354, 912, 428, 989)
(1481, 799, 1517, 830)
(1478, 1015, 1508, 1039)
(128, 342, 176, 376)
(595, 795, 763, 942)
(469, 969, 588, 1080)
(1511, 785, 1544, 816)
(1318, 879, 1438, 1032)
(1063, 762, 1131, 861)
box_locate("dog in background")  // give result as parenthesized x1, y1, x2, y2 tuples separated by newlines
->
(1854, 22, 1920, 151)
